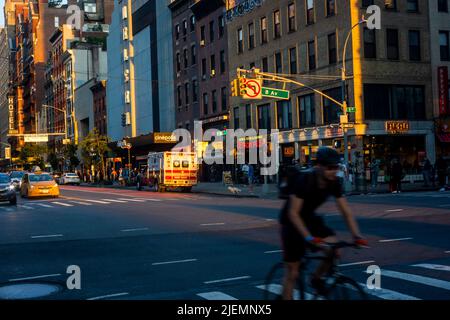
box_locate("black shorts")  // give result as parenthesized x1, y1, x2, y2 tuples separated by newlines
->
(280, 216, 335, 263)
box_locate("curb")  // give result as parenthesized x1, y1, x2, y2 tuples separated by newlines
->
(192, 190, 261, 199)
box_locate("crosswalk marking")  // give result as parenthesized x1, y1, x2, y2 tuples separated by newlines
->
(101, 199, 128, 203)
(256, 284, 314, 300)
(69, 201, 92, 206)
(19, 205, 34, 210)
(84, 199, 111, 204)
(357, 283, 420, 300)
(140, 198, 162, 202)
(197, 292, 238, 300)
(412, 264, 450, 272)
(35, 203, 53, 208)
(51, 202, 74, 207)
(371, 270, 450, 291)
(0, 206, 14, 212)
(118, 198, 145, 202)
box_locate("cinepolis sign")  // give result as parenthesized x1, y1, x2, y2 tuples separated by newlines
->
(225, 0, 264, 22)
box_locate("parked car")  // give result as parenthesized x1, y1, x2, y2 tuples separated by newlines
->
(0, 173, 17, 205)
(60, 173, 81, 185)
(9, 171, 25, 191)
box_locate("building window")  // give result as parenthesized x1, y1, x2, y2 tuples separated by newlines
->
(326, 0, 336, 16)
(306, 0, 315, 25)
(364, 28, 377, 58)
(200, 26, 206, 44)
(183, 20, 187, 37)
(234, 107, 240, 128)
(275, 52, 282, 74)
(191, 45, 197, 65)
(288, 3, 296, 32)
(323, 87, 342, 124)
(246, 104, 252, 128)
(386, 29, 399, 60)
(219, 15, 225, 38)
(185, 83, 189, 105)
(177, 85, 182, 107)
(289, 47, 297, 74)
(176, 52, 181, 72)
(261, 17, 268, 44)
(362, 0, 374, 7)
(212, 90, 217, 113)
(192, 80, 198, 102)
(408, 30, 421, 61)
(210, 54, 216, 77)
(440, 31, 450, 61)
(210, 21, 215, 43)
(248, 23, 255, 49)
(438, 0, 448, 12)
(308, 40, 316, 70)
(328, 32, 337, 64)
(190, 15, 196, 32)
(274, 10, 281, 38)
(407, 0, 418, 12)
(385, 0, 397, 10)
(221, 87, 227, 111)
(220, 50, 226, 74)
(364, 84, 425, 120)
(262, 57, 269, 72)
(238, 28, 243, 53)
(175, 24, 180, 41)
(202, 58, 207, 79)
(298, 94, 315, 126)
(183, 49, 188, 68)
(258, 104, 271, 130)
(203, 93, 209, 115)
(276, 100, 292, 130)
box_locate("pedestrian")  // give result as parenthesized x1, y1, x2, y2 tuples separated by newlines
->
(248, 164, 254, 193)
(391, 158, 403, 193)
(370, 159, 380, 188)
(422, 158, 432, 187)
(436, 156, 448, 192)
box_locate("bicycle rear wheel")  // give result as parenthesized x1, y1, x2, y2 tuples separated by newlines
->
(327, 275, 368, 300)
(262, 262, 309, 300)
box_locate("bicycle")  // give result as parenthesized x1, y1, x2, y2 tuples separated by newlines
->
(263, 241, 368, 300)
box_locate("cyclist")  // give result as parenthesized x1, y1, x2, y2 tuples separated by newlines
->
(279, 146, 368, 300)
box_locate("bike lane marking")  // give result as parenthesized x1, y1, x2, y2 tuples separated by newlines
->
(357, 283, 420, 300)
(9, 274, 62, 282)
(87, 292, 129, 300)
(379, 237, 413, 243)
(204, 276, 251, 285)
(367, 270, 450, 291)
(412, 264, 450, 272)
(152, 259, 198, 266)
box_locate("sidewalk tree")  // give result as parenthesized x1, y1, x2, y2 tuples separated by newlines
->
(63, 142, 80, 171)
(80, 128, 110, 180)
(18, 143, 48, 170)
(47, 152, 59, 171)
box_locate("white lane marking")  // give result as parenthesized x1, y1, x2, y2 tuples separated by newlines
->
(69, 201, 92, 206)
(338, 260, 375, 267)
(264, 250, 283, 254)
(200, 223, 225, 226)
(164, 198, 180, 201)
(9, 273, 62, 282)
(357, 283, 420, 300)
(446, 251, 450, 254)
(197, 292, 238, 300)
(31, 234, 63, 239)
(87, 292, 129, 300)
(265, 219, 275, 222)
(152, 259, 198, 266)
(117, 198, 145, 202)
(19, 205, 34, 210)
(121, 228, 149, 233)
(51, 202, 74, 207)
(142, 198, 162, 202)
(386, 209, 404, 212)
(367, 270, 450, 291)
(379, 237, 413, 243)
(204, 276, 251, 285)
(84, 199, 111, 204)
(101, 199, 128, 203)
(412, 264, 450, 272)
(256, 284, 313, 300)
(35, 203, 53, 208)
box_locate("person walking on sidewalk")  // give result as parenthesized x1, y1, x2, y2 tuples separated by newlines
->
(370, 159, 380, 188)
(422, 158, 432, 187)
(436, 156, 448, 192)
(247, 164, 254, 193)
(391, 158, 403, 194)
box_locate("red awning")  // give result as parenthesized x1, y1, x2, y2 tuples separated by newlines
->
(438, 133, 450, 143)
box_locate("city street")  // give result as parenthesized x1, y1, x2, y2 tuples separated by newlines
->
(0, 187, 449, 300)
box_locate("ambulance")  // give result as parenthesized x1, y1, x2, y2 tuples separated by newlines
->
(147, 152, 198, 192)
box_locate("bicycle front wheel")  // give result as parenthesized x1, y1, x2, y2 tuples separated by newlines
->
(262, 262, 309, 300)
(327, 275, 368, 300)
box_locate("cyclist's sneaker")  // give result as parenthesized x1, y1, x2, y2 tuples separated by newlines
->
(310, 277, 327, 296)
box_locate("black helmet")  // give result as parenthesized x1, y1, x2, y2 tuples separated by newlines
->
(316, 147, 340, 167)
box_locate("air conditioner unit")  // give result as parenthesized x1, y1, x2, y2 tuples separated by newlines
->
(200, 40, 205, 46)
(211, 69, 216, 77)
(125, 90, 131, 104)
(122, 6, 128, 19)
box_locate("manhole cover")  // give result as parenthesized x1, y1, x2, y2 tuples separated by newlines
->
(0, 283, 62, 299)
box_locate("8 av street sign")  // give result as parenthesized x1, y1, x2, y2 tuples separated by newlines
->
(262, 87, 290, 100)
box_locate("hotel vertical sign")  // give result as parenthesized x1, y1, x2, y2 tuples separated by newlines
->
(438, 66, 449, 116)
(8, 95, 18, 135)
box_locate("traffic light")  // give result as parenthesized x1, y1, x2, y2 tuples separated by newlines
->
(121, 113, 126, 127)
(239, 77, 247, 96)
(230, 79, 238, 97)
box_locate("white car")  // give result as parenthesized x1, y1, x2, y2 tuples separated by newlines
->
(60, 173, 81, 185)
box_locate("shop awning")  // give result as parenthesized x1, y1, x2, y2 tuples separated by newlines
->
(437, 133, 450, 143)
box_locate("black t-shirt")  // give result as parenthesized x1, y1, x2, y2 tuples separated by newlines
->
(279, 168, 343, 225)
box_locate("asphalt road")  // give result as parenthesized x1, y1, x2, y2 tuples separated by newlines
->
(0, 186, 449, 300)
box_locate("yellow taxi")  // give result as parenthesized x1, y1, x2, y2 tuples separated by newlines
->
(20, 171, 60, 198)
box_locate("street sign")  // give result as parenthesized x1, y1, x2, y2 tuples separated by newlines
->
(261, 87, 290, 100)
(5, 147, 11, 160)
(347, 107, 356, 113)
(24, 134, 49, 143)
(239, 78, 262, 100)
